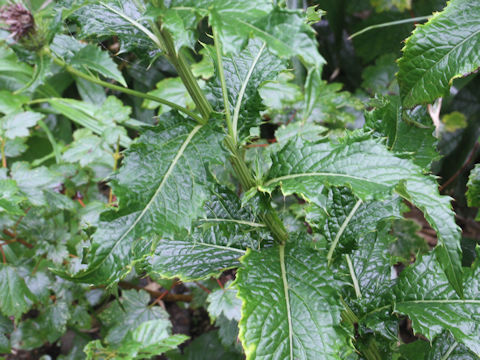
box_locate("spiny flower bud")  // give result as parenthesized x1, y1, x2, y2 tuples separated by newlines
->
(0, 4, 35, 40)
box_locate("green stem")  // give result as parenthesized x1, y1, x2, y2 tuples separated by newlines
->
(37, 119, 61, 164)
(349, 16, 430, 39)
(212, 28, 234, 141)
(225, 136, 288, 244)
(340, 298, 359, 325)
(158, 29, 212, 122)
(441, 341, 458, 360)
(32, 152, 55, 167)
(43, 48, 204, 124)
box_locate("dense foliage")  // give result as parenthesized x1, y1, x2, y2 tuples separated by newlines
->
(0, 0, 479, 359)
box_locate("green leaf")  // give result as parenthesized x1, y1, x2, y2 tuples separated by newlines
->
(258, 72, 303, 111)
(70, 44, 126, 86)
(311, 187, 402, 259)
(397, 0, 480, 107)
(365, 96, 439, 169)
(169, 330, 243, 360)
(466, 164, 480, 208)
(390, 219, 429, 264)
(207, 281, 242, 322)
(441, 111, 467, 132)
(0, 91, 29, 115)
(1, 111, 44, 139)
(10, 162, 62, 206)
(394, 252, 480, 354)
(72, 0, 153, 54)
(46, 97, 132, 147)
(85, 319, 187, 360)
(207, 39, 286, 139)
(424, 332, 478, 360)
(361, 53, 398, 96)
(145, 185, 266, 281)
(210, 3, 325, 68)
(303, 71, 363, 124)
(262, 135, 463, 295)
(0, 45, 33, 91)
(235, 241, 352, 359)
(0, 179, 26, 215)
(150, 0, 211, 52)
(60, 115, 226, 285)
(0, 264, 34, 319)
(62, 129, 114, 167)
(99, 289, 169, 345)
(143, 77, 195, 113)
(0, 314, 12, 354)
(345, 230, 395, 309)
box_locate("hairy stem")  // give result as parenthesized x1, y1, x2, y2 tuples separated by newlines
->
(225, 136, 288, 244)
(158, 28, 212, 121)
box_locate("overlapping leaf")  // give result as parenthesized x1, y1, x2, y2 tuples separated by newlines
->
(397, 0, 480, 107)
(145, 185, 269, 281)
(56, 114, 226, 285)
(308, 187, 402, 257)
(235, 241, 353, 359)
(365, 96, 439, 169)
(262, 135, 463, 295)
(394, 252, 480, 354)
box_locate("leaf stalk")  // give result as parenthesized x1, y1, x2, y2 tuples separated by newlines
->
(43, 48, 204, 123)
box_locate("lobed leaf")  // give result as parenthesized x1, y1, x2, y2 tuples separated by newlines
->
(394, 252, 480, 354)
(56, 114, 226, 285)
(262, 135, 463, 295)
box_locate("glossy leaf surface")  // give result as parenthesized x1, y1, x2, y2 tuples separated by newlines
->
(397, 0, 480, 107)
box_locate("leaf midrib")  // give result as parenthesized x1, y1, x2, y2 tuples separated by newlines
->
(403, 23, 480, 103)
(264, 172, 388, 188)
(77, 124, 203, 279)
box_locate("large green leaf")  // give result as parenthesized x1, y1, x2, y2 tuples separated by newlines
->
(394, 252, 480, 354)
(0, 264, 35, 320)
(164, 1, 323, 67)
(145, 185, 268, 281)
(211, 2, 324, 67)
(397, 0, 480, 107)
(235, 241, 352, 359)
(56, 114, 226, 285)
(261, 135, 463, 295)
